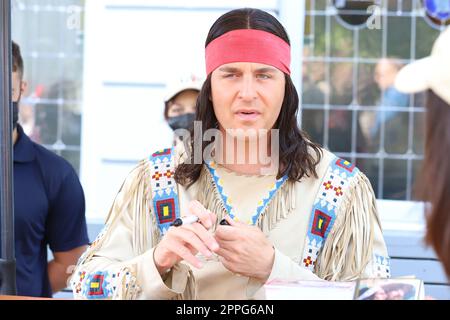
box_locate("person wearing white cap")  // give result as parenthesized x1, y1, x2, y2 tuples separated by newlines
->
(163, 75, 203, 134)
(395, 26, 450, 279)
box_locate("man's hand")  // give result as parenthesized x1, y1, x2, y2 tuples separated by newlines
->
(153, 200, 219, 275)
(215, 216, 275, 283)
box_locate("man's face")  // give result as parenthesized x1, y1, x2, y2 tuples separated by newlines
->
(211, 62, 286, 133)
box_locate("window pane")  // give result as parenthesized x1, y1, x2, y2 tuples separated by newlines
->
(359, 25, 382, 59)
(415, 17, 441, 59)
(13, 0, 85, 173)
(356, 158, 379, 198)
(315, 0, 327, 11)
(302, 62, 326, 105)
(302, 109, 324, 146)
(387, 16, 412, 59)
(357, 63, 379, 106)
(61, 150, 81, 176)
(411, 159, 424, 201)
(357, 110, 380, 153)
(313, 15, 327, 57)
(305, 13, 314, 51)
(330, 63, 353, 105)
(413, 112, 425, 155)
(302, 0, 431, 201)
(383, 159, 407, 200)
(331, 17, 354, 57)
(62, 103, 82, 146)
(328, 110, 352, 153)
(384, 111, 409, 154)
(62, 57, 84, 88)
(34, 102, 58, 145)
(387, 0, 414, 12)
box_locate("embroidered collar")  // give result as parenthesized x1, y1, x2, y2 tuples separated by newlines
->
(205, 161, 288, 225)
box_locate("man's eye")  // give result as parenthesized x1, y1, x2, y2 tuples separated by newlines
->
(257, 74, 271, 79)
(223, 73, 237, 78)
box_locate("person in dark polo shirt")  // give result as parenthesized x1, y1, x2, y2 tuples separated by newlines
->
(7, 41, 89, 298)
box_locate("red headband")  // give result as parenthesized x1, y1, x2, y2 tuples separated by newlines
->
(205, 29, 291, 75)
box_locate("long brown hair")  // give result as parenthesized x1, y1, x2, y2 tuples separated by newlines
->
(175, 8, 322, 188)
(418, 89, 450, 278)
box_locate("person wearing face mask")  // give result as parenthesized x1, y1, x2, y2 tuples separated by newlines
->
(163, 75, 202, 144)
(8, 41, 89, 298)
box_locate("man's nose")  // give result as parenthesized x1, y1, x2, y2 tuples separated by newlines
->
(238, 75, 257, 101)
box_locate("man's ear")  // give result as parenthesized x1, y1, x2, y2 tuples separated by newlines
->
(20, 80, 28, 96)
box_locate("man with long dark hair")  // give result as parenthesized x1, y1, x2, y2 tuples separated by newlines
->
(71, 8, 389, 300)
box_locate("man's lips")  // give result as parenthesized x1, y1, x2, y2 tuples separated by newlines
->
(234, 110, 261, 121)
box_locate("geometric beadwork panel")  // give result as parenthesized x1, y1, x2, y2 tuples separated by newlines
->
(301, 157, 360, 273)
(149, 148, 181, 234)
(156, 198, 177, 224)
(301, 237, 322, 272)
(311, 209, 332, 238)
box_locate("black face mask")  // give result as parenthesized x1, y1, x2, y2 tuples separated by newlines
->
(12, 83, 22, 130)
(167, 113, 196, 131)
(12, 101, 19, 130)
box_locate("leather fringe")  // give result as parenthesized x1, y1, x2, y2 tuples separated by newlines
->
(316, 171, 378, 281)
